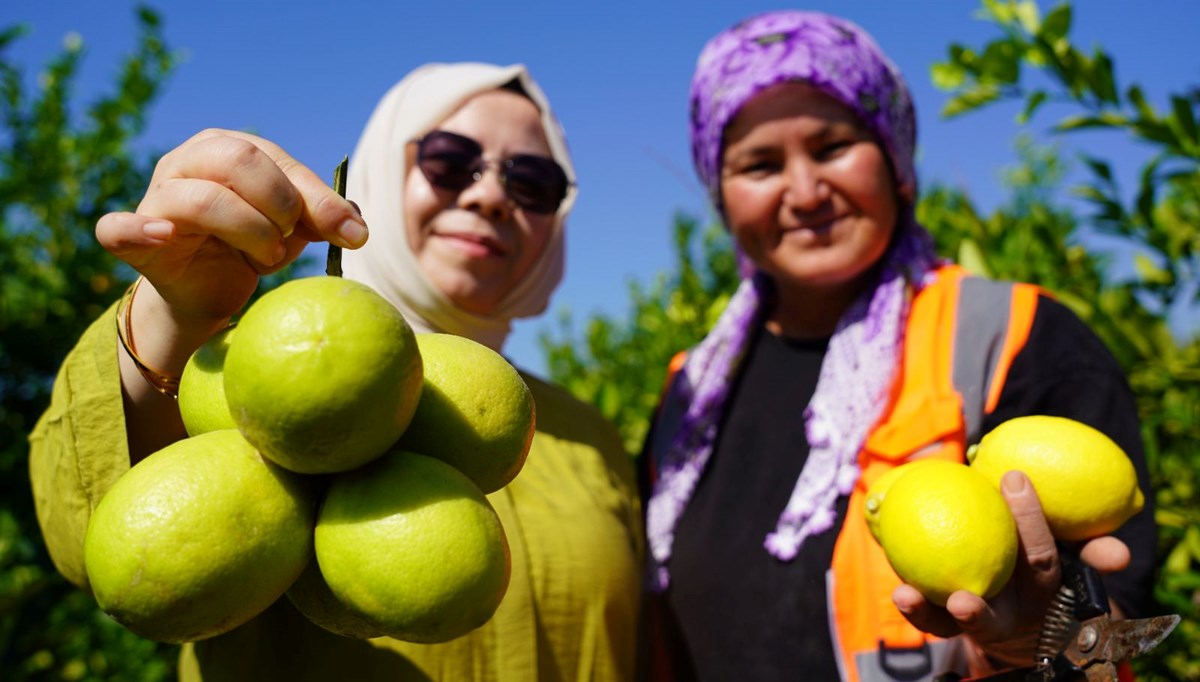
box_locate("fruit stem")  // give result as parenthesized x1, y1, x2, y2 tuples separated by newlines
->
(326, 155, 349, 277)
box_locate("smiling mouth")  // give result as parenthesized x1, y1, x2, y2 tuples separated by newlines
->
(436, 232, 507, 257)
(786, 215, 842, 234)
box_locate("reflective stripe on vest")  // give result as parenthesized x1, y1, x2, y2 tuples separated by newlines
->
(955, 275, 1039, 443)
(831, 265, 1040, 681)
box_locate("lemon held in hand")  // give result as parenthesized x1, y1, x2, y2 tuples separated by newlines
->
(864, 459, 940, 543)
(969, 415, 1144, 542)
(179, 325, 238, 436)
(315, 449, 511, 644)
(873, 460, 1017, 607)
(83, 429, 318, 643)
(397, 333, 534, 494)
(224, 276, 424, 474)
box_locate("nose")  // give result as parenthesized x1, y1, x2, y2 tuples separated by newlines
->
(782, 158, 831, 212)
(457, 161, 513, 221)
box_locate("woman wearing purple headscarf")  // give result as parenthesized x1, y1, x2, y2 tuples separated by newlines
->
(639, 11, 1155, 681)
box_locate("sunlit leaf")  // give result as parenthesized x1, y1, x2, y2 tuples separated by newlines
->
(1053, 112, 1125, 131)
(1131, 119, 1180, 147)
(1017, 90, 1048, 124)
(1134, 253, 1173, 286)
(1087, 50, 1118, 104)
(1039, 2, 1071, 43)
(931, 62, 966, 91)
(1014, 0, 1041, 33)
(980, 39, 1021, 84)
(978, 0, 1014, 24)
(1080, 155, 1115, 183)
(942, 85, 1001, 118)
(1127, 84, 1156, 120)
(1169, 95, 1198, 152)
(957, 238, 993, 277)
(1164, 538, 1193, 574)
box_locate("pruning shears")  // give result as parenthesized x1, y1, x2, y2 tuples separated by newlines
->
(940, 550, 1180, 681)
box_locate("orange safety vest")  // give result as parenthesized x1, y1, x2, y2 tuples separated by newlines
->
(832, 265, 1038, 680)
(646, 265, 1041, 681)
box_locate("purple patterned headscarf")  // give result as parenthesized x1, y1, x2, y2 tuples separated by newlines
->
(646, 11, 942, 591)
(689, 10, 917, 209)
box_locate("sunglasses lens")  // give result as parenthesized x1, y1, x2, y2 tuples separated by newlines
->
(416, 131, 569, 214)
(504, 156, 569, 214)
(416, 132, 481, 190)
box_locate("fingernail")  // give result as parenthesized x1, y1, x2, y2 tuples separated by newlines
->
(272, 242, 287, 264)
(1002, 471, 1027, 494)
(143, 221, 173, 240)
(338, 219, 368, 248)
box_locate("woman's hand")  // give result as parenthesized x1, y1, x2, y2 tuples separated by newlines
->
(893, 470, 1132, 671)
(98, 128, 368, 327)
(97, 129, 371, 463)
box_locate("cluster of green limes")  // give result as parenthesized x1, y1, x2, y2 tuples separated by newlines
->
(84, 276, 535, 644)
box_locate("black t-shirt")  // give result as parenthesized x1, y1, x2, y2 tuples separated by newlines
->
(643, 294, 1157, 680)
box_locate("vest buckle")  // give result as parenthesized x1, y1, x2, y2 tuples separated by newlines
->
(877, 638, 933, 680)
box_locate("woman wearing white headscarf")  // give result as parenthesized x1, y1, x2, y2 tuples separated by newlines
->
(343, 62, 574, 350)
(30, 63, 642, 680)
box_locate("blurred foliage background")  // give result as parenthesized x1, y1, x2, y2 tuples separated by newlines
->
(0, 0, 1195, 679)
(1, 8, 181, 679)
(0, 7, 301, 679)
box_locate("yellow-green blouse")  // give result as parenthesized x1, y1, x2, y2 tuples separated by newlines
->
(30, 304, 643, 681)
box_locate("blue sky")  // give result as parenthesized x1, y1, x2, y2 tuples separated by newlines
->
(7, 1, 1199, 374)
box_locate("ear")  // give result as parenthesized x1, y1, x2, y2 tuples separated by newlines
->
(896, 180, 916, 205)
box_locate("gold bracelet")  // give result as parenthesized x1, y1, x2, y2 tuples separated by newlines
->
(115, 276, 182, 399)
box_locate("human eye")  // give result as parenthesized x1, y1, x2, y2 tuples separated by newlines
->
(727, 154, 781, 178)
(814, 138, 855, 161)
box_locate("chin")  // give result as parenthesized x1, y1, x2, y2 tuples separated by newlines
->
(441, 282, 503, 316)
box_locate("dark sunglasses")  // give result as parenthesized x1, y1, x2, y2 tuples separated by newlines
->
(414, 130, 571, 215)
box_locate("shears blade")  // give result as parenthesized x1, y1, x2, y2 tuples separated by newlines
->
(1090, 613, 1180, 662)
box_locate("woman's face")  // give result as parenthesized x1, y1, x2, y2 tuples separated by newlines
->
(404, 89, 557, 316)
(719, 82, 904, 293)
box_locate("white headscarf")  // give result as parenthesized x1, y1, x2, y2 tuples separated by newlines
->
(342, 62, 577, 351)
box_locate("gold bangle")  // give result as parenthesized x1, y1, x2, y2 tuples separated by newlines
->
(115, 276, 182, 399)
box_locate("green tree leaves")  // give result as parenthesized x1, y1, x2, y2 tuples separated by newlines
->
(0, 7, 181, 679)
(540, 214, 738, 456)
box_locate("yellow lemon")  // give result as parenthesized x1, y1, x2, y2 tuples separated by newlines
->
(876, 460, 1017, 606)
(863, 459, 940, 543)
(397, 333, 534, 493)
(224, 276, 424, 474)
(969, 415, 1144, 542)
(179, 325, 238, 436)
(315, 450, 511, 643)
(83, 429, 318, 643)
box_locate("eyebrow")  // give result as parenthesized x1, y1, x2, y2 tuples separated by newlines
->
(727, 118, 870, 156)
